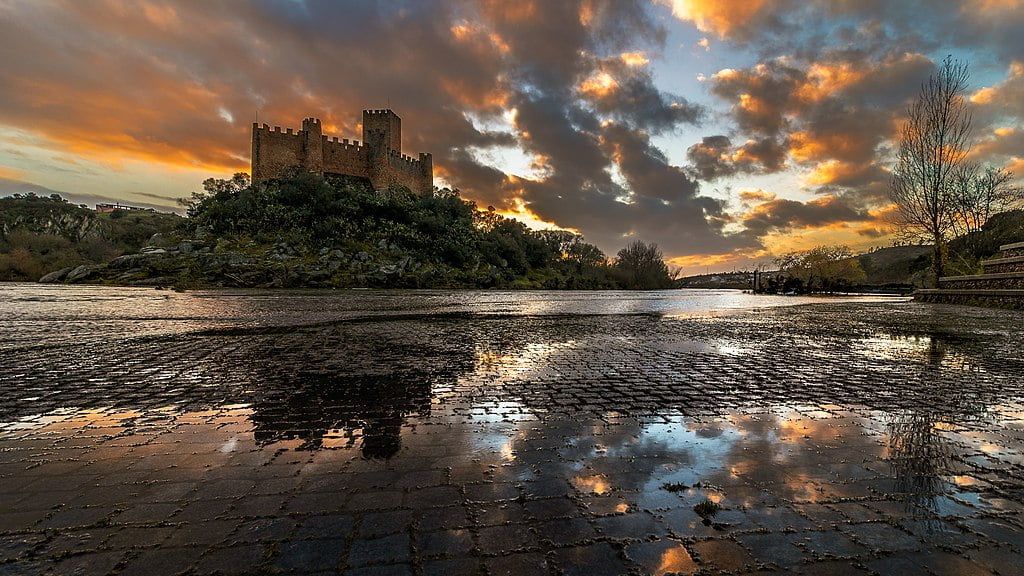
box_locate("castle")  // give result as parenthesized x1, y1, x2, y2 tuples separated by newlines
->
(251, 109, 433, 193)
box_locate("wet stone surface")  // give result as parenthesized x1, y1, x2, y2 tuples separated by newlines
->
(2, 286, 1024, 575)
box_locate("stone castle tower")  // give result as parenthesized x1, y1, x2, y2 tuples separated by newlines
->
(251, 109, 433, 193)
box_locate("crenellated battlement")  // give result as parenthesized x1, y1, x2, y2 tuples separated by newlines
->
(251, 109, 432, 193)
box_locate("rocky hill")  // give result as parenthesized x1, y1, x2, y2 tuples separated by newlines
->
(0, 193, 182, 282)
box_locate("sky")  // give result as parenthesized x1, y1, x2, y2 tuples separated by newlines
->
(1, 0, 1022, 274)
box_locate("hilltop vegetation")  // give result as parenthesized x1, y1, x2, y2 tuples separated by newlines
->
(0, 193, 181, 282)
(32, 173, 675, 290)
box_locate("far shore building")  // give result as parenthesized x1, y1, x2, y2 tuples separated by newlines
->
(95, 203, 152, 213)
(251, 109, 433, 193)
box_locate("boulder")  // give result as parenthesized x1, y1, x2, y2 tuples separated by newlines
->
(38, 267, 73, 283)
(66, 264, 102, 282)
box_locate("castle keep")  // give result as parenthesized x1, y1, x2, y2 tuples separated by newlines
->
(251, 109, 433, 193)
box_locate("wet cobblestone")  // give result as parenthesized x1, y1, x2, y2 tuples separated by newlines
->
(1, 287, 1024, 575)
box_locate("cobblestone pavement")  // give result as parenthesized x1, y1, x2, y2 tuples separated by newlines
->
(2, 287, 1023, 575)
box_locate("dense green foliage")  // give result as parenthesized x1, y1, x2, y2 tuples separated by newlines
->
(173, 172, 673, 289)
(0, 193, 181, 281)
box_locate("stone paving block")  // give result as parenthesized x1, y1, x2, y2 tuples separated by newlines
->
(485, 552, 549, 576)
(464, 482, 519, 503)
(416, 528, 474, 558)
(736, 532, 807, 568)
(595, 510, 666, 540)
(475, 501, 529, 525)
(295, 514, 357, 539)
(625, 540, 699, 575)
(965, 546, 1024, 574)
(38, 506, 114, 529)
(538, 517, 597, 546)
(422, 556, 480, 576)
(344, 563, 414, 575)
(477, 523, 536, 554)
(113, 501, 181, 524)
(839, 521, 921, 552)
(553, 542, 632, 576)
(165, 519, 239, 548)
(417, 505, 471, 531)
(119, 547, 202, 576)
(274, 538, 346, 572)
(798, 529, 868, 559)
(523, 497, 578, 520)
(405, 485, 461, 508)
(346, 533, 410, 567)
(358, 510, 415, 537)
(691, 538, 755, 572)
(345, 491, 404, 512)
(48, 550, 125, 576)
(195, 543, 267, 575)
(230, 517, 296, 543)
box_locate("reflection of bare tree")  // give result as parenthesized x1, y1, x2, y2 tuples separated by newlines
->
(887, 409, 955, 518)
(885, 363, 988, 524)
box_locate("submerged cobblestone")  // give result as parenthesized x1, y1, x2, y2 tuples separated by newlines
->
(1, 287, 1023, 575)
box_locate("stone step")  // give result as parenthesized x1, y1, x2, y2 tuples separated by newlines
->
(998, 241, 1024, 260)
(939, 271, 1024, 290)
(982, 255, 1024, 274)
(914, 288, 1024, 309)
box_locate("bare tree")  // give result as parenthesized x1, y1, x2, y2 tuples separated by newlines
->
(950, 163, 1022, 238)
(889, 56, 973, 285)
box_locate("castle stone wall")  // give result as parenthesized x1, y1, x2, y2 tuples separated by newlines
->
(322, 138, 367, 178)
(251, 109, 432, 193)
(251, 126, 304, 183)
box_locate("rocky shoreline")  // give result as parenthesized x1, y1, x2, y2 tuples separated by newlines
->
(38, 233, 499, 289)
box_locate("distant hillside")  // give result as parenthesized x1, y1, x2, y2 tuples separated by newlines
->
(675, 271, 752, 289)
(854, 245, 932, 286)
(0, 193, 182, 281)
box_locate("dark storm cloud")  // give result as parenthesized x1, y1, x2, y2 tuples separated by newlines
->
(741, 194, 872, 238)
(685, 135, 786, 180)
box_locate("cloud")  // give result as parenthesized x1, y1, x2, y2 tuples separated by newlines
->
(740, 194, 874, 238)
(686, 135, 787, 180)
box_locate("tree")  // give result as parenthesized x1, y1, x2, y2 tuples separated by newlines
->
(950, 163, 1023, 239)
(773, 245, 866, 293)
(889, 56, 973, 286)
(614, 240, 671, 289)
